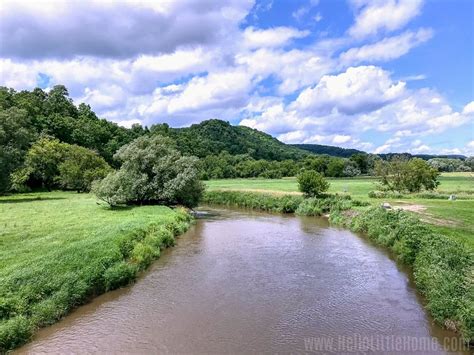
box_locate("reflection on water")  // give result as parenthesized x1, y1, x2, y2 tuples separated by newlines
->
(18, 208, 469, 354)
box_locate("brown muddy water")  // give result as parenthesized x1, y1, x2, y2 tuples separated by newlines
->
(19, 208, 469, 354)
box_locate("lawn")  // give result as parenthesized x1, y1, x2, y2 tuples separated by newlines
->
(0, 192, 190, 351)
(205, 173, 474, 248)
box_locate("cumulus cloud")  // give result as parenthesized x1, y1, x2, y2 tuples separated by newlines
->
(0, 0, 254, 59)
(240, 65, 472, 154)
(0, 0, 467, 155)
(348, 0, 424, 38)
(340, 28, 433, 65)
(291, 66, 406, 115)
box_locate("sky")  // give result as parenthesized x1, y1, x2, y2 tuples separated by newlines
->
(0, 0, 473, 155)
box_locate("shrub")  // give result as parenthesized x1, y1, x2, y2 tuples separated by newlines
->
(297, 171, 330, 197)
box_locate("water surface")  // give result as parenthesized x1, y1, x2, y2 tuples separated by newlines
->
(19, 208, 468, 354)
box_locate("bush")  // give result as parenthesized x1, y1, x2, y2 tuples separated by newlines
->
(297, 171, 330, 197)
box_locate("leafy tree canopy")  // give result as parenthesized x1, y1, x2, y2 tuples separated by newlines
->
(93, 135, 204, 207)
(375, 157, 440, 193)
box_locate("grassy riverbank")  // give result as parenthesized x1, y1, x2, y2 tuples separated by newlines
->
(203, 189, 473, 344)
(0, 192, 192, 352)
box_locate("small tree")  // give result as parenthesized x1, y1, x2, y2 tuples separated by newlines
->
(297, 170, 330, 197)
(58, 145, 111, 192)
(375, 156, 439, 193)
(14, 137, 111, 192)
(22, 136, 68, 190)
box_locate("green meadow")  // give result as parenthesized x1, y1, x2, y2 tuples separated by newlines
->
(0, 192, 191, 351)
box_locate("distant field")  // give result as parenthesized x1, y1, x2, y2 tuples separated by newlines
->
(205, 173, 474, 248)
(206, 172, 474, 197)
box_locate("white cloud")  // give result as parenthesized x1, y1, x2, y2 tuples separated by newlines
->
(332, 135, 351, 144)
(239, 64, 471, 155)
(0, 0, 468, 156)
(462, 101, 474, 115)
(117, 119, 142, 128)
(292, 0, 320, 21)
(243, 26, 309, 49)
(349, 0, 424, 38)
(236, 48, 334, 95)
(292, 66, 406, 115)
(340, 28, 433, 65)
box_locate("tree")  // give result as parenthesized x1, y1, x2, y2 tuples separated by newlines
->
(21, 137, 68, 190)
(297, 170, 330, 197)
(0, 107, 35, 193)
(350, 153, 369, 174)
(375, 157, 440, 193)
(343, 160, 361, 177)
(93, 135, 204, 207)
(14, 137, 110, 192)
(58, 145, 111, 192)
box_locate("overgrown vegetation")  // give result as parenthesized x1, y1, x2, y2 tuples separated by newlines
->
(0, 192, 192, 352)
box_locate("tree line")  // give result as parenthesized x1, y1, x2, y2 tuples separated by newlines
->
(1, 85, 471, 203)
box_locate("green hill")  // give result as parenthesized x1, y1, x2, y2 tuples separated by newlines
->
(291, 144, 365, 158)
(151, 119, 309, 161)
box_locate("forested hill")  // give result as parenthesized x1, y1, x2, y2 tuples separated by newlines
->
(291, 144, 365, 158)
(1, 85, 467, 164)
(293, 144, 467, 160)
(0, 85, 147, 164)
(150, 119, 309, 161)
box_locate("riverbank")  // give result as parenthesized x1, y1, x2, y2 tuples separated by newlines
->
(19, 207, 469, 354)
(203, 190, 473, 344)
(205, 173, 474, 249)
(0, 192, 193, 352)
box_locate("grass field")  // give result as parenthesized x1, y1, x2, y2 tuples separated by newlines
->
(0, 192, 191, 351)
(206, 173, 474, 248)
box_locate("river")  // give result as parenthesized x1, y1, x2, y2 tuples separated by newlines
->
(18, 208, 469, 354)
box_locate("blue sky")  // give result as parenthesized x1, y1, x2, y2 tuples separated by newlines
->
(0, 0, 473, 155)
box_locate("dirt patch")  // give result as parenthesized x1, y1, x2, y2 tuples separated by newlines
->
(392, 202, 459, 227)
(393, 203, 427, 213)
